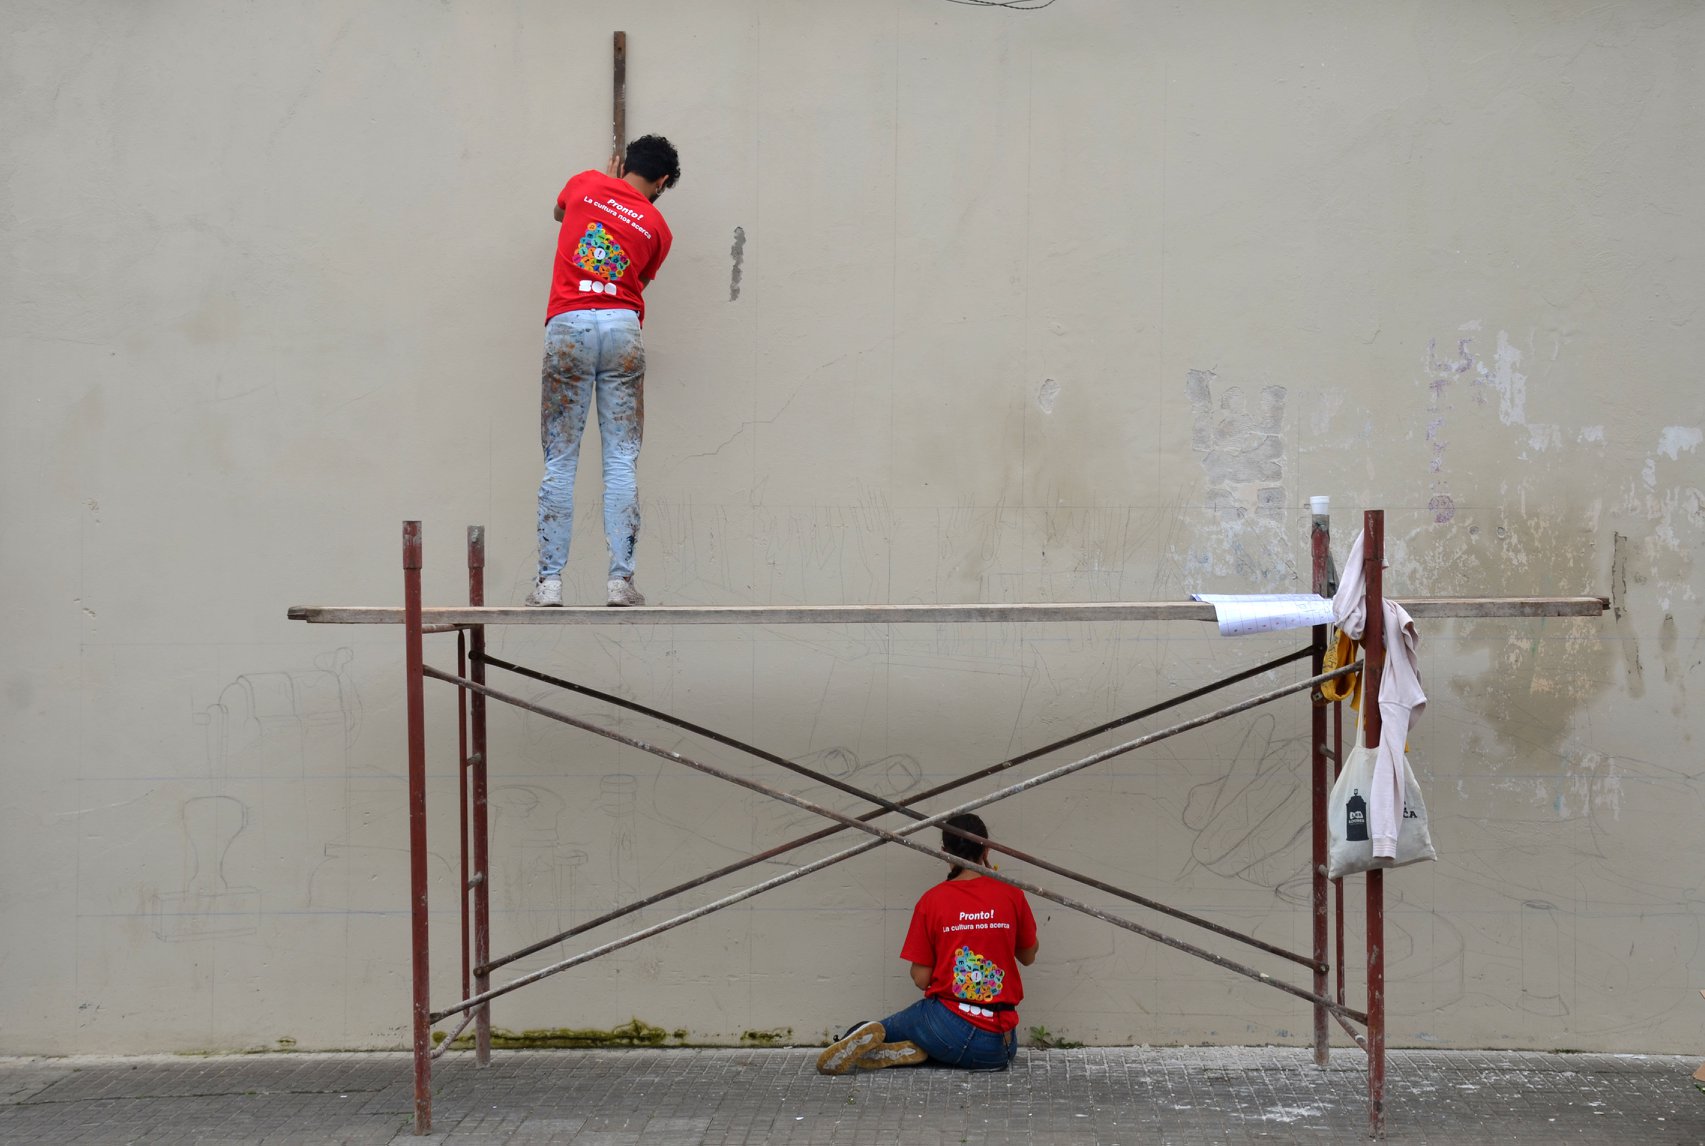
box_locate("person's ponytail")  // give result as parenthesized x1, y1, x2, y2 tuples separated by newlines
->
(942, 813, 990, 880)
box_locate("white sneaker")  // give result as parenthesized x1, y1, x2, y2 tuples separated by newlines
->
(606, 578, 646, 607)
(525, 577, 562, 607)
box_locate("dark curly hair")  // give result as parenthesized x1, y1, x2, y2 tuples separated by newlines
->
(624, 134, 681, 190)
(942, 812, 991, 880)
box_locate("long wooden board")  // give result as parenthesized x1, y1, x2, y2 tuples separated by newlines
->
(287, 597, 1608, 626)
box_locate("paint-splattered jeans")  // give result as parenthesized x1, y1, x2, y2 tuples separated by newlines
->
(537, 308, 645, 580)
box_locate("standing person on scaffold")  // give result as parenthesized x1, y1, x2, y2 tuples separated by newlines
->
(818, 813, 1039, 1073)
(526, 135, 680, 608)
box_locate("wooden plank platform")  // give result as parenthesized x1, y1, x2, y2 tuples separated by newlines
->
(286, 597, 1608, 626)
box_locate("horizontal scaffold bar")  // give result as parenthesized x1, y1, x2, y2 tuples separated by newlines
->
(288, 597, 1607, 626)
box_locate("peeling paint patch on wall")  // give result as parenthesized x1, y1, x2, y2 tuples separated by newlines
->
(1621, 426, 1704, 612)
(1656, 426, 1702, 460)
(1425, 329, 1564, 476)
(1488, 331, 1562, 454)
(1186, 369, 1286, 490)
(1180, 370, 1294, 586)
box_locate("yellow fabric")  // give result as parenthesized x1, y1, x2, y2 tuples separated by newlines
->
(1319, 628, 1360, 705)
(1323, 632, 1408, 749)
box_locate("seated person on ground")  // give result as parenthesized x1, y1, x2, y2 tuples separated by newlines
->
(817, 813, 1039, 1074)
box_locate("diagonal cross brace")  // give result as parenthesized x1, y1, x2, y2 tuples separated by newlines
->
(473, 647, 1315, 976)
(425, 661, 1362, 1024)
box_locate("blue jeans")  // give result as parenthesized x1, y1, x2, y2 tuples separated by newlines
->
(878, 998, 1018, 1070)
(537, 308, 645, 580)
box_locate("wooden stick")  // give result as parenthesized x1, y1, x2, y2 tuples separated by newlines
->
(612, 31, 627, 159)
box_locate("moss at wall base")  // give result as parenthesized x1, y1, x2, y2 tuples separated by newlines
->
(436, 1018, 676, 1050)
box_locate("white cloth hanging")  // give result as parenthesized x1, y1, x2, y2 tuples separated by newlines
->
(1330, 530, 1426, 859)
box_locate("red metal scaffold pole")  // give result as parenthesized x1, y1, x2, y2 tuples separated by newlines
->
(1310, 509, 1331, 1067)
(468, 527, 493, 1066)
(402, 522, 432, 1135)
(1334, 687, 1346, 1013)
(456, 629, 469, 1011)
(1363, 509, 1388, 1138)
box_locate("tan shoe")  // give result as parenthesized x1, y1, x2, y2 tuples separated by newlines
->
(815, 1021, 884, 1075)
(854, 1040, 927, 1070)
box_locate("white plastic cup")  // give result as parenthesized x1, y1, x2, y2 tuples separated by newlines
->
(1309, 495, 1330, 516)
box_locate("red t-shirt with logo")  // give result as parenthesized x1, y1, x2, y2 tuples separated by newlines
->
(547, 170, 673, 325)
(900, 876, 1037, 1034)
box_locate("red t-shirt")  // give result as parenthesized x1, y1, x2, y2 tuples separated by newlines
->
(547, 170, 673, 325)
(900, 876, 1037, 1034)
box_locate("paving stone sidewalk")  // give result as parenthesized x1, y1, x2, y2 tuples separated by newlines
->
(1, 1046, 1701, 1144)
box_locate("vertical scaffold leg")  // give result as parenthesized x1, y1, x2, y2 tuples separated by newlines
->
(1362, 510, 1388, 1139)
(458, 631, 470, 1006)
(403, 521, 432, 1135)
(1367, 869, 1387, 1136)
(1333, 701, 1345, 1008)
(468, 526, 493, 1066)
(1310, 511, 1331, 1067)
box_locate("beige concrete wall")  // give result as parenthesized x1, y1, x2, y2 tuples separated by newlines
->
(3, 0, 1701, 1055)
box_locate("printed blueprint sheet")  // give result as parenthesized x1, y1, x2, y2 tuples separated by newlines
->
(1189, 593, 1335, 636)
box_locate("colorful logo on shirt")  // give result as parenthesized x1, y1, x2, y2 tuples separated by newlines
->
(952, 945, 1005, 1003)
(574, 222, 631, 281)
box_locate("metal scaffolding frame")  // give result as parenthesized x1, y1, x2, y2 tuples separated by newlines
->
(287, 510, 1607, 1137)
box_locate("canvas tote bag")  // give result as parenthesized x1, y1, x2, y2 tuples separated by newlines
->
(1326, 707, 1437, 879)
